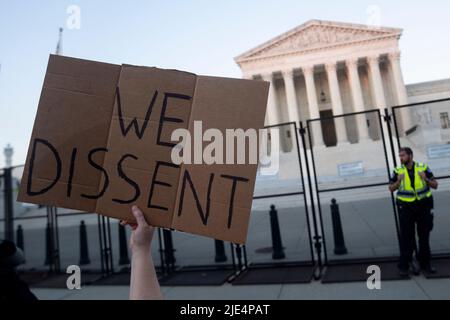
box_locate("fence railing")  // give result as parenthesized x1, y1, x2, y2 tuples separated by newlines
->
(2, 98, 450, 280)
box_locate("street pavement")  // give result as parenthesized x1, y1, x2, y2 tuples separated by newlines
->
(30, 274, 450, 300)
(1, 190, 450, 272)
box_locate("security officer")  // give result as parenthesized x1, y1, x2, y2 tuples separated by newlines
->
(389, 147, 438, 277)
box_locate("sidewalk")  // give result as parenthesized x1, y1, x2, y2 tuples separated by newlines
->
(31, 274, 450, 300)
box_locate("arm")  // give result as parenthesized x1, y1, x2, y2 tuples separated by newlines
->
(429, 179, 439, 190)
(389, 173, 404, 193)
(122, 206, 163, 300)
(419, 171, 438, 190)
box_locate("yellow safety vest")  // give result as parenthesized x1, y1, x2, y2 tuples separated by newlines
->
(394, 162, 432, 203)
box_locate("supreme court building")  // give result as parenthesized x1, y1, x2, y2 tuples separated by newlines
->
(235, 20, 450, 153)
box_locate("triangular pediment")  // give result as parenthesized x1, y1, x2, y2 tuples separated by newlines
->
(235, 20, 402, 62)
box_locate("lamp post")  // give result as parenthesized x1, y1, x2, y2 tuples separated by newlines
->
(4, 143, 13, 168)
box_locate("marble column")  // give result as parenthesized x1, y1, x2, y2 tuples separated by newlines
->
(261, 73, 280, 126)
(367, 55, 387, 109)
(346, 58, 370, 141)
(325, 62, 349, 144)
(367, 55, 396, 168)
(282, 69, 300, 124)
(388, 51, 414, 133)
(302, 65, 324, 147)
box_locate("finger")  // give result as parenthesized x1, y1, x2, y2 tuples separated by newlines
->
(124, 221, 138, 228)
(131, 205, 148, 226)
(120, 220, 136, 227)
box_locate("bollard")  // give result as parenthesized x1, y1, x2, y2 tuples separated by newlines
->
(16, 225, 25, 263)
(269, 205, 285, 260)
(330, 199, 348, 255)
(79, 220, 91, 265)
(214, 239, 227, 263)
(16, 225, 24, 251)
(118, 223, 130, 265)
(163, 229, 176, 272)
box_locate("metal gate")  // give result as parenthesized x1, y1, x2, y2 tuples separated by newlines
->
(242, 122, 319, 270)
(391, 98, 450, 259)
(306, 109, 400, 266)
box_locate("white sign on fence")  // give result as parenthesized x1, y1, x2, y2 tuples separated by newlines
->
(338, 161, 364, 177)
(427, 144, 450, 159)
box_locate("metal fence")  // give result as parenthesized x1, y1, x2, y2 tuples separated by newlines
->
(2, 98, 450, 282)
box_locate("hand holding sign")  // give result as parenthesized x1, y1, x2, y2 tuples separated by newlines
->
(120, 206, 155, 253)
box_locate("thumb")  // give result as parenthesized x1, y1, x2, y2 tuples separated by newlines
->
(131, 205, 148, 226)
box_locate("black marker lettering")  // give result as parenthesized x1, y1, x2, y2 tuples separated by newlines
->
(157, 93, 191, 148)
(81, 148, 109, 200)
(27, 138, 62, 196)
(147, 161, 179, 211)
(112, 154, 141, 204)
(220, 175, 250, 229)
(177, 170, 214, 226)
(116, 86, 158, 139)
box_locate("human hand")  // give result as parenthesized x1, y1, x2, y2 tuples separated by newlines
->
(120, 206, 155, 254)
(397, 174, 405, 182)
(124, 206, 162, 300)
(418, 171, 427, 180)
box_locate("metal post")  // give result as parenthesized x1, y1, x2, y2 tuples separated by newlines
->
(300, 121, 324, 267)
(269, 205, 285, 260)
(378, 110, 402, 252)
(293, 122, 316, 265)
(162, 229, 176, 273)
(384, 108, 398, 168)
(3, 168, 14, 242)
(45, 206, 60, 273)
(214, 239, 227, 263)
(98, 215, 113, 277)
(157, 228, 166, 274)
(242, 245, 248, 268)
(44, 222, 52, 266)
(106, 216, 113, 272)
(330, 199, 348, 255)
(230, 243, 236, 270)
(118, 223, 130, 265)
(79, 220, 91, 265)
(234, 244, 243, 270)
(101, 216, 113, 275)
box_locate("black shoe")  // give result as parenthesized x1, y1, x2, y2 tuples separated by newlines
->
(422, 265, 437, 274)
(399, 268, 409, 277)
(410, 260, 421, 275)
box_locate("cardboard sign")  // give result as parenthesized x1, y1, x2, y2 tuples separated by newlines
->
(17, 55, 269, 244)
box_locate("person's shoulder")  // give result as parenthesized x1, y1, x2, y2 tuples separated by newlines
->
(416, 162, 426, 166)
(415, 162, 429, 169)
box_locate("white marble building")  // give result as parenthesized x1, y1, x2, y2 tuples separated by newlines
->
(235, 20, 450, 153)
(235, 20, 450, 203)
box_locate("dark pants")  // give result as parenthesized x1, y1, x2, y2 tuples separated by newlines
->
(397, 199, 434, 270)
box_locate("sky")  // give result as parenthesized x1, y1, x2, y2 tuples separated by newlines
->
(1, 0, 450, 167)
